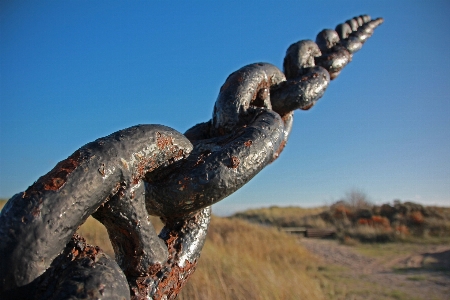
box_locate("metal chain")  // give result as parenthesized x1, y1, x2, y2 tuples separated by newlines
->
(0, 15, 383, 300)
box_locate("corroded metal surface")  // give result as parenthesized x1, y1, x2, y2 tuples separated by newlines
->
(146, 63, 291, 219)
(0, 15, 383, 300)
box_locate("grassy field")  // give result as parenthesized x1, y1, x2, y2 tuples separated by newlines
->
(79, 215, 330, 299)
(0, 199, 327, 299)
(1, 199, 449, 299)
(176, 216, 326, 300)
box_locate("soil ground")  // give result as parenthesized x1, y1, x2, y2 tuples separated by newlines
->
(299, 238, 450, 300)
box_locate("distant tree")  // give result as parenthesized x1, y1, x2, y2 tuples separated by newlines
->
(343, 189, 372, 209)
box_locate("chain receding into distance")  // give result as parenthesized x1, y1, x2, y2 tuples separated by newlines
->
(0, 15, 383, 300)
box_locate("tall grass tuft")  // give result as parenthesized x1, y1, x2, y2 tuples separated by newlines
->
(178, 216, 325, 300)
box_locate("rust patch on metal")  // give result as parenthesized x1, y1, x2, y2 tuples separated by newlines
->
(193, 150, 211, 167)
(131, 263, 198, 300)
(194, 157, 205, 166)
(128, 229, 198, 300)
(156, 132, 174, 150)
(152, 231, 198, 300)
(132, 147, 186, 185)
(178, 149, 185, 157)
(228, 156, 240, 169)
(132, 157, 159, 185)
(130, 262, 163, 299)
(68, 234, 102, 262)
(177, 176, 191, 191)
(152, 260, 197, 300)
(39, 151, 81, 191)
(244, 140, 253, 147)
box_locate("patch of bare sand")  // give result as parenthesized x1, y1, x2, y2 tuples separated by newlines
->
(299, 238, 450, 300)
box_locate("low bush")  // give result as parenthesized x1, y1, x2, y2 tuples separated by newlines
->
(233, 197, 450, 244)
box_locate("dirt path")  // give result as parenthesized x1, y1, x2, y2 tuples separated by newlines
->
(299, 238, 450, 300)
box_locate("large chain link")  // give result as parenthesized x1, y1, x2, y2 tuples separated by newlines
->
(0, 15, 383, 300)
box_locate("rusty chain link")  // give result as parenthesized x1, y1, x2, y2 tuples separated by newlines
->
(0, 15, 383, 300)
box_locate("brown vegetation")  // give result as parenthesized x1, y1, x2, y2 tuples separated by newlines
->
(231, 205, 328, 228)
(1, 198, 449, 299)
(233, 194, 450, 243)
(76, 214, 329, 299)
(177, 216, 325, 299)
(0, 200, 326, 299)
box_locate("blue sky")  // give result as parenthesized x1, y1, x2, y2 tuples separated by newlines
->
(1, 1, 449, 215)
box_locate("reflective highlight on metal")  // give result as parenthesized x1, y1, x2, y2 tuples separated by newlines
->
(0, 15, 383, 300)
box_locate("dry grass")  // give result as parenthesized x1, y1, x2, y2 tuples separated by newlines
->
(3, 198, 449, 299)
(76, 216, 115, 257)
(178, 216, 325, 300)
(76, 215, 328, 299)
(231, 205, 328, 228)
(77, 215, 167, 258)
(1, 200, 326, 299)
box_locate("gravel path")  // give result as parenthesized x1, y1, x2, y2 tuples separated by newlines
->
(299, 238, 450, 300)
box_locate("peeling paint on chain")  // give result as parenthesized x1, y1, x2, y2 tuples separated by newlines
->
(40, 151, 81, 191)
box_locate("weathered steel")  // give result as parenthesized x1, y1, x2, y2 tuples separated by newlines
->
(0, 15, 383, 300)
(146, 63, 287, 218)
(0, 125, 192, 293)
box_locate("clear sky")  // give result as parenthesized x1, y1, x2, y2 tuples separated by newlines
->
(1, 1, 449, 215)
